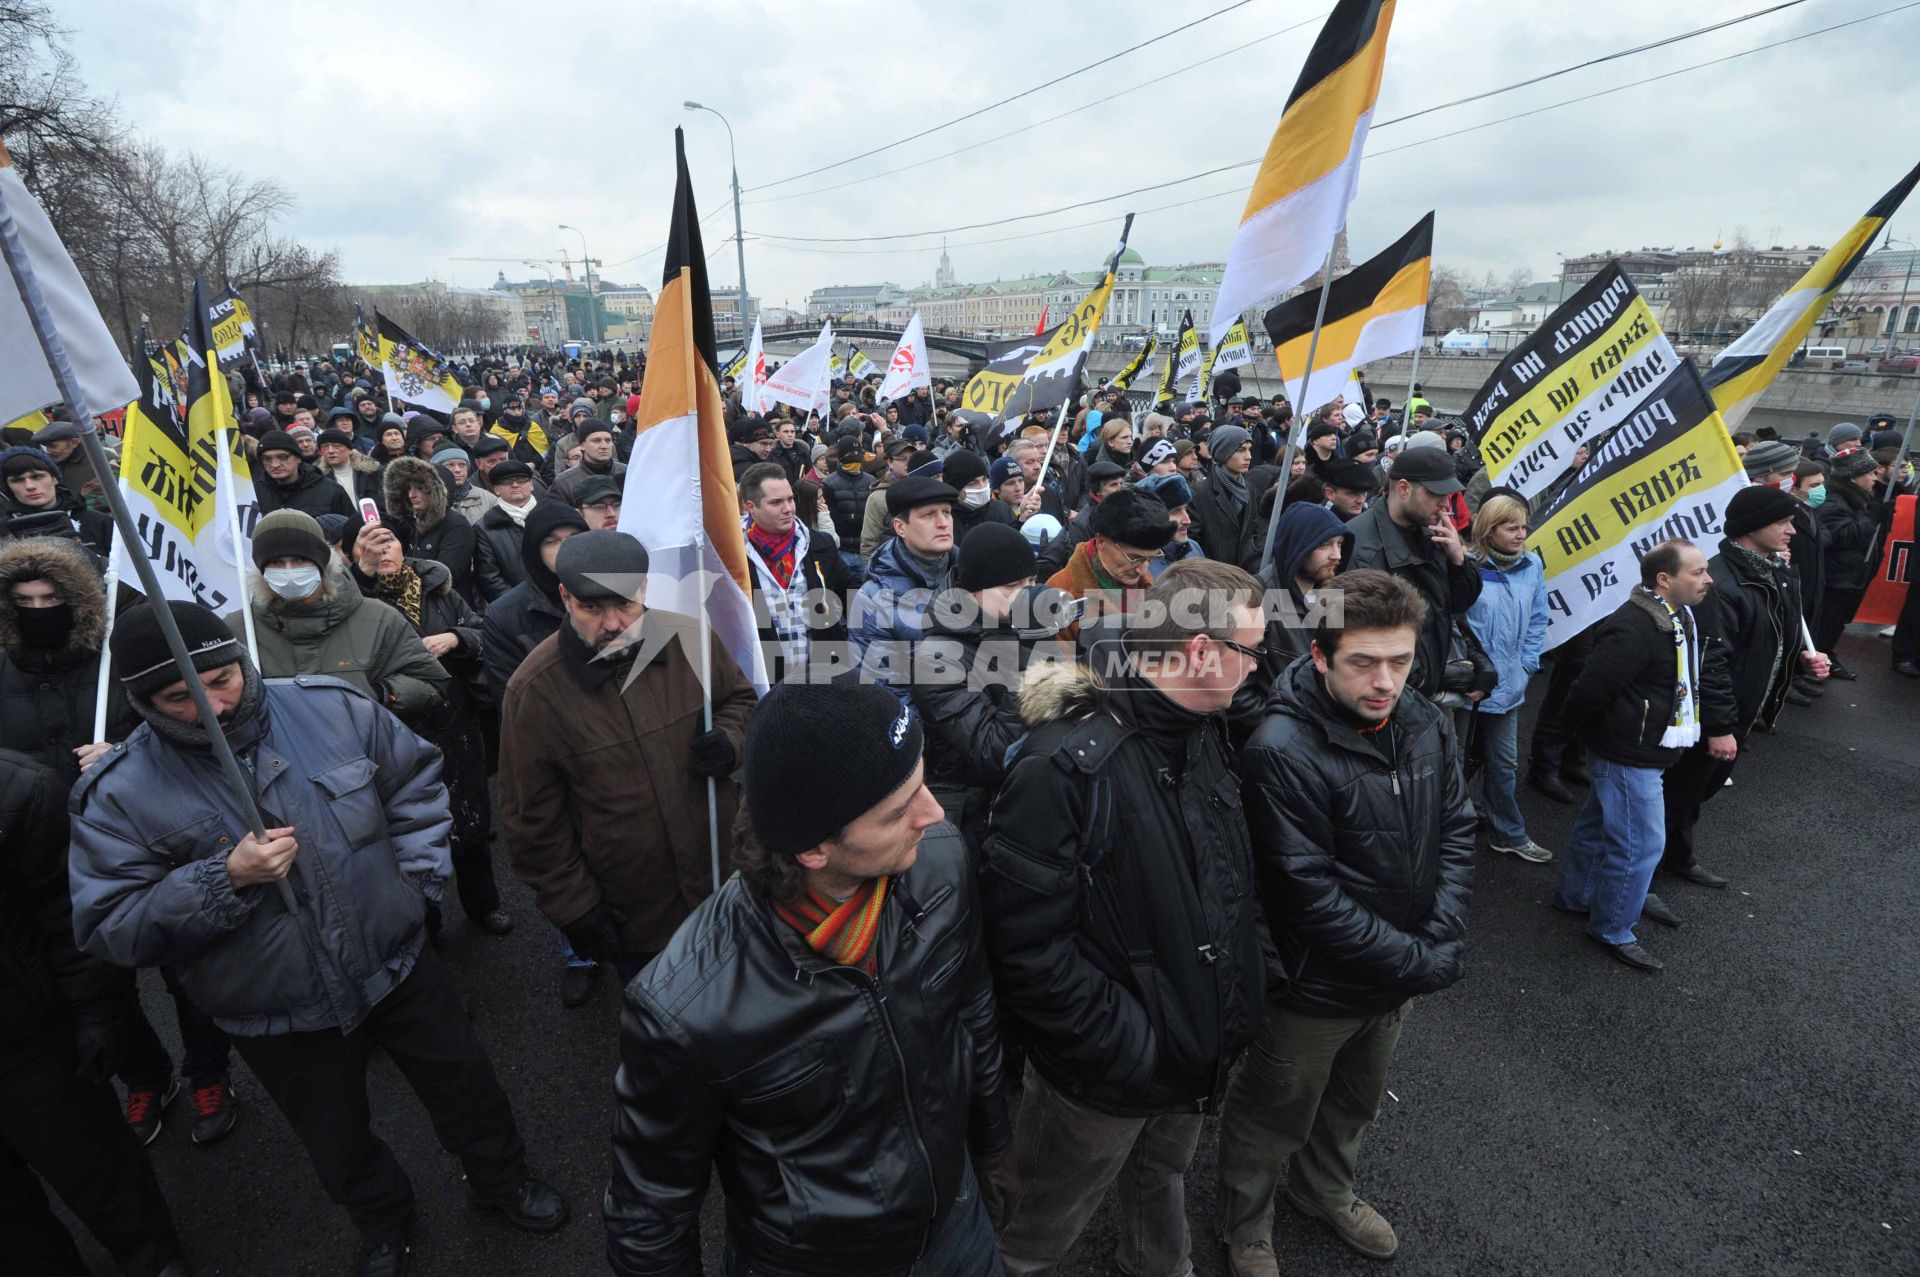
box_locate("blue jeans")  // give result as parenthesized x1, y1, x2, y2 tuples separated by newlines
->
(1475, 708, 1527, 845)
(721, 1153, 1004, 1276)
(1555, 757, 1665, 945)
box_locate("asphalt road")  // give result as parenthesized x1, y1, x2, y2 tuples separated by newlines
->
(80, 627, 1919, 1276)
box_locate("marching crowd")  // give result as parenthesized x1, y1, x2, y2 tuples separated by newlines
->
(0, 347, 1911, 1277)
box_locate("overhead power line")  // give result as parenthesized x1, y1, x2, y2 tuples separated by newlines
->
(747, 0, 1260, 192)
(742, 0, 1906, 247)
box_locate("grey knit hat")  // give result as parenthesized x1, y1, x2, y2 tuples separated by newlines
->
(1741, 439, 1800, 478)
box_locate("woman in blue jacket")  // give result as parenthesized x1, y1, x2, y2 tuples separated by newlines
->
(1466, 494, 1551, 862)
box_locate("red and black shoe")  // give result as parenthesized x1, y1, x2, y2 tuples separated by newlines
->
(125, 1076, 180, 1146)
(189, 1078, 239, 1145)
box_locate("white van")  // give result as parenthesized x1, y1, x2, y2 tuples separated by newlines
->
(1794, 346, 1848, 369)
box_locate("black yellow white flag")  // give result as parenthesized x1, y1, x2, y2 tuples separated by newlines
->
(1265, 211, 1430, 419)
(109, 279, 248, 613)
(1210, 0, 1396, 346)
(617, 127, 764, 692)
(1001, 214, 1134, 422)
(373, 311, 463, 414)
(1153, 345, 1177, 410)
(1528, 365, 1746, 649)
(1464, 264, 1681, 502)
(1172, 310, 1203, 387)
(1110, 335, 1155, 392)
(1707, 160, 1920, 432)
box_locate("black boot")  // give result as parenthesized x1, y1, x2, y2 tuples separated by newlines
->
(1528, 769, 1574, 803)
(468, 1178, 571, 1233)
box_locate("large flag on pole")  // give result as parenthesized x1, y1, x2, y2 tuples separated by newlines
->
(1001, 214, 1135, 422)
(847, 344, 879, 380)
(353, 305, 380, 371)
(762, 320, 835, 414)
(1109, 335, 1156, 392)
(372, 311, 464, 413)
(1152, 345, 1177, 410)
(1706, 161, 1920, 432)
(0, 138, 138, 424)
(878, 312, 931, 403)
(1265, 211, 1432, 417)
(109, 281, 248, 614)
(1210, 0, 1396, 346)
(1172, 310, 1203, 388)
(618, 128, 766, 693)
(736, 316, 769, 413)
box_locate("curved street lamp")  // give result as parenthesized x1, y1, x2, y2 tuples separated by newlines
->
(685, 101, 752, 337)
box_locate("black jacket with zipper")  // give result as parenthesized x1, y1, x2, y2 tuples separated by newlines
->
(1700, 538, 1803, 735)
(1241, 657, 1475, 1018)
(606, 829, 1007, 1277)
(1345, 498, 1484, 697)
(1817, 479, 1891, 594)
(981, 664, 1269, 1117)
(1561, 586, 1737, 766)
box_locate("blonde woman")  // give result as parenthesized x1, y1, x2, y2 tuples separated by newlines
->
(1465, 494, 1552, 862)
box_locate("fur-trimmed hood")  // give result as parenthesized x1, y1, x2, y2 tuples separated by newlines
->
(1018, 660, 1111, 728)
(0, 536, 107, 657)
(382, 456, 449, 529)
(330, 448, 383, 476)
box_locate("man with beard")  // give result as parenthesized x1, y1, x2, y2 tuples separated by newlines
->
(499, 532, 756, 981)
(253, 431, 358, 522)
(486, 391, 549, 466)
(71, 601, 569, 1277)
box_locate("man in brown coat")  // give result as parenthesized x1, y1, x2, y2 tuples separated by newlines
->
(498, 530, 757, 981)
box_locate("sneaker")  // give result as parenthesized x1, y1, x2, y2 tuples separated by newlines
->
(1225, 1238, 1281, 1277)
(189, 1078, 238, 1145)
(356, 1239, 412, 1277)
(1286, 1191, 1398, 1260)
(125, 1076, 180, 1146)
(1491, 839, 1553, 863)
(473, 908, 515, 936)
(1829, 661, 1858, 681)
(560, 962, 599, 1009)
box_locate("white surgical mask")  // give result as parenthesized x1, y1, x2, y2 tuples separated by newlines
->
(962, 482, 992, 509)
(1776, 476, 1795, 493)
(264, 565, 322, 600)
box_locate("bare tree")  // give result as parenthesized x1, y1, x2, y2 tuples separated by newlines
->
(1428, 265, 1476, 334)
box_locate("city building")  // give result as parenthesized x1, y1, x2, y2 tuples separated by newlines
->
(806, 282, 910, 321)
(1473, 281, 1575, 335)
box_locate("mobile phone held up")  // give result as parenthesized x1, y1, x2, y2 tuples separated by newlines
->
(359, 498, 380, 524)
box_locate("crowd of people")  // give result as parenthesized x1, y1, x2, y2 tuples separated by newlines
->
(0, 344, 1911, 1277)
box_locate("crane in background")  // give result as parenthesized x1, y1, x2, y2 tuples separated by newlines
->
(447, 251, 604, 343)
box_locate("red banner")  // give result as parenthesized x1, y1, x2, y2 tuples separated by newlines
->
(1854, 493, 1914, 626)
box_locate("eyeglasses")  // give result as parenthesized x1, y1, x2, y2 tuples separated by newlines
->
(1112, 549, 1159, 567)
(1215, 637, 1267, 662)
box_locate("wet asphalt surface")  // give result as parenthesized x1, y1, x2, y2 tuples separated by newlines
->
(77, 627, 1919, 1276)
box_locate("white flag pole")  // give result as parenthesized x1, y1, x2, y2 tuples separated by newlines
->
(92, 560, 118, 740)
(215, 423, 259, 663)
(1401, 280, 1431, 441)
(1262, 240, 1341, 575)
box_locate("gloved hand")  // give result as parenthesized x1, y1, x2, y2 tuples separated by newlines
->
(1416, 938, 1466, 993)
(562, 902, 626, 964)
(690, 728, 737, 779)
(73, 1000, 133, 1083)
(974, 1142, 1021, 1233)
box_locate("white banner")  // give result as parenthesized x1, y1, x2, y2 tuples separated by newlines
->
(760, 320, 834, 414)
(878, 312, 931, 402)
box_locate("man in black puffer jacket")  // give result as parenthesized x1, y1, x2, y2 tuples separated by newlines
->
(821, 439, 875, 569)
(1220, 569, 1474, 1269)
(607, 684, 1011, 1276)
(983, 559, 1271, 1277)
(0, 747, 187, 1277)
(909, 524, 1072, 848)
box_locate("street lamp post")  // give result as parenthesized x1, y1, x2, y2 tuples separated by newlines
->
(1883, 235, 1915, 358)
(685, 101, 751, 339)
(559, 223, 597, 346)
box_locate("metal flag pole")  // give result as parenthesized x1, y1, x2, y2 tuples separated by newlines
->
(692, 528, 722, 892)
(1261, 240, 1340, 575)
(0, 180, 294, 913)
(1401, 280, 1431, 441)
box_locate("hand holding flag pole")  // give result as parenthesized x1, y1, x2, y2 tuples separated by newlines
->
(0, 163, 293, 914)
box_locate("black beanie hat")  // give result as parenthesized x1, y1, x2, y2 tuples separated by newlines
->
(111, 600, 244, 700)
(958, 522, 1038, 592)
(1091, 487, 1174, 550)
(942, 449, 989, 491)
(1722, 483, 1800, 539)
(316, 428, 355, 449)
(745, 683, 924, 856)
(257, 429, 300, 458)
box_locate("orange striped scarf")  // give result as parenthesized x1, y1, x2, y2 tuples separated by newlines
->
(775, 876, 889, 974)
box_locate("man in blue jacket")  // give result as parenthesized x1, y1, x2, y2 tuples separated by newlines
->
(851, 474, 959, 696)
(69, 601, 568, 1277)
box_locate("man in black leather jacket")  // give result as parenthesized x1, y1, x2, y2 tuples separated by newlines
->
(607, 684, 1011, 1276)
(982, 560, 1271, 1277)
(1219, 569, 1475, 1272)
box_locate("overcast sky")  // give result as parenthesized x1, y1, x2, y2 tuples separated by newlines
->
(61, 0, 1920, 312)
